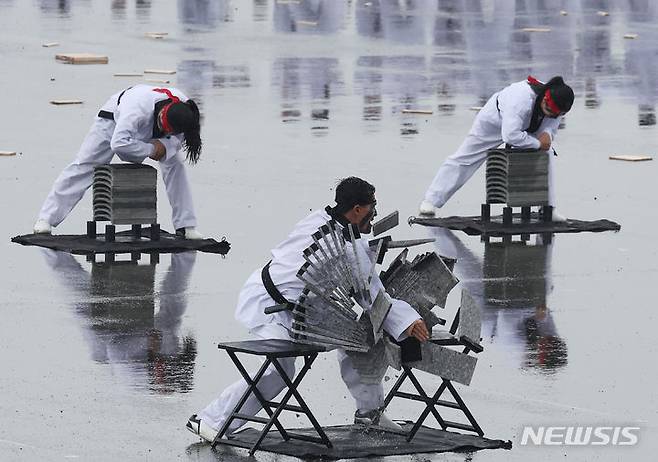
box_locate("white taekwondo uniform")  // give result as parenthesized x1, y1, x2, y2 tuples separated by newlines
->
(38, 84, 196, 230)
(424, 79, 563, 208)
(198, 208, 421, 432)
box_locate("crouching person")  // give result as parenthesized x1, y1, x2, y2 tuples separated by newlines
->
(187, 177, 429, 442)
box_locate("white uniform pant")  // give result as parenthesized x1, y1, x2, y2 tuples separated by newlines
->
(197, 323, 384, 432)
(38, 118, 197, 229)
(424, 132, 556, 208)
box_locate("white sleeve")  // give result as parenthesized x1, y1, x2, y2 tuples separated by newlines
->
(500, 107, 541, 149)
(538, 116, 561, 142)
(158, 134, 184, 162)
(110, 98, 156, 163)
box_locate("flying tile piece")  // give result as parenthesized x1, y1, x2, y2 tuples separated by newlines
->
(55, 53, 108, 64)
(609, 155, 652, 162)
(50, 100, 83, 105)
(372, 211, 399, 237)
(402, 109, 433, 115)
(145, 32, 168, 39)
(381, 250, 458, 328)
(144, 69, 177, 75)
(522, 27, 551, 32)
(408, 342, 478, 386)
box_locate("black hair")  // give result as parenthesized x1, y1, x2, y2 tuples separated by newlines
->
(333, 177, 376, 214)
(527, 76, 574, 133)
(545, 76, 575, 113)
(167, 99, 202, 164)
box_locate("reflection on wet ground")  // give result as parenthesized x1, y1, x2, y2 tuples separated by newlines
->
(1, 0, 657, 461)
(41, 250, 198, 394)
(432, 228, 567, 376)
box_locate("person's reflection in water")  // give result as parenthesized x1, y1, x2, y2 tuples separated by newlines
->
(178, 60, 215, 107)
(623, 0, 658, 127)
(355, 0, 383, 38)
(273, 0, 345, 34)
(433, 0, 465, 49)
(575, 0, 613, 110)
(525, 0, 575, 79)
(40, 250, 198, 393)
(459, 0, 515, 109)
(252, 0, 268, 22)
(111, 0, 126, 20)
(431, 228, 568, 374)
(39, 0, 70, 16)
(271, 57, 343, 134)
(379, 0, 429, 45)
(135, 0, 151, 21)
(509, 0, 533, 69)
(354, 56, 384, 127)
(178, 0, 230, 29)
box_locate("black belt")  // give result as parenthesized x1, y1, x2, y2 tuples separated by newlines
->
(98, 110, 114, 120)
(97, 88, 131, 121)
(261, 261, 288, 305)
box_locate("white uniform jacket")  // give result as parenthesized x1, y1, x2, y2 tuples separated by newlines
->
(235, 208, 421, 342)
(476, 80, 562, 149)
(100, 84, 187, 162)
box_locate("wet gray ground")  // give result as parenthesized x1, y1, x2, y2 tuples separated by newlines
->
(1, 1, 657, 461)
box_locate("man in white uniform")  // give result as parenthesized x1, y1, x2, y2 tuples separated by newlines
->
(187, 177, 430, 442)
(33, 84, 204, 239)
(420, 76, 575, 220)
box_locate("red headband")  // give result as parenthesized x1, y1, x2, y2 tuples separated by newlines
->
(527, 76, 562, 114)
(527, 75, 541, 86)
(153, 88, 181, 133)
(544, 89, 562, 115)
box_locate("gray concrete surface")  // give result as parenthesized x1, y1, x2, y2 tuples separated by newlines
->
(1, 1, 656, 461)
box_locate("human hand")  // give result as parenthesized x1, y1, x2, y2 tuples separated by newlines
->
(405, 319, 430, 343)
(149, 140, 166, 161)
(538, 132, 551, 151)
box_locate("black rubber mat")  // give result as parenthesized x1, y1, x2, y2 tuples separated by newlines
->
(409, 213, 621, 236)
(218, 423, 511, 459)
(11, 229, 230, 255)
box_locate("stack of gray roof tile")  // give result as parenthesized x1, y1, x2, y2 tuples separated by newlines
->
(93, 164, 157, 225)
(486, 150, 549, 206)
(381, 250, 459, 329)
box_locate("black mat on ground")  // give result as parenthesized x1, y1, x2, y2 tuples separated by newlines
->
(220, 424, 511, 459)
(11, 229, 230, 255)
(410, 213, 620, 236)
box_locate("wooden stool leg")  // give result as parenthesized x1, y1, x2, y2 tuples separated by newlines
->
(521, 206, 531, 222)
(481, 204, 490, 222)
(542, 205, 553, 222)
(503, 207, 513, 225)
(105, 224, 115, 242)
(149, 252, 160, 265)
(87, 221, 96, 238)
(150, 223, 160, 241)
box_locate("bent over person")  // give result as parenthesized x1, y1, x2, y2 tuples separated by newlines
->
(34, 84, 204, 239)
(420, 76, 574, 220)
(187, 177, 430, 442)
